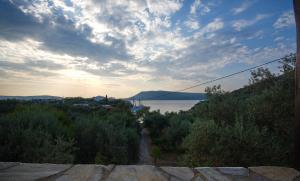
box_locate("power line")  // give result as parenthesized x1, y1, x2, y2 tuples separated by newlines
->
(138, 57, 286, 100)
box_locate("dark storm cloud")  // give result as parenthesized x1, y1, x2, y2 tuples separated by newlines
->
(0, 0, 132, 63)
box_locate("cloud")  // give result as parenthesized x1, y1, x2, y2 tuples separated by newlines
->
(232, 1, 253, 15)
(0, 37, 91, 80)
(190, 0, 201, 15)
(232, 14, 269, 31)
(0, 0, 188, 80)
(274, 36, 284, 42)
(193, 18, 224, 38)
(17, 1, 53, 23)
(1, 1, 132, 63)
(79, 60, 155, 77)
(247, 30, 264, 40)
(146, 0, 183, 16)
(202, 18, 224, 32)
(25, 60, 66, 70)
(168, 36, 294, 81)
(273, 10, 295, 29)
(0, 0, 296, 96)
(184, 18, 200, 30)
(5, 0, 184, 62)
(190, 0, 211, 16)
(0, 61, 59, 77)
(0, 37, 84, 66)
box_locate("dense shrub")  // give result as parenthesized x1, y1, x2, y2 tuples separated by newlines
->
(0, 105, 75, 163)
(181, 118, 292, 167)
(143, 54, 295, 167)
(0, 100, 140, 164)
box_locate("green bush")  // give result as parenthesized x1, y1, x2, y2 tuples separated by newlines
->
(151, 146, 161, 165)
(0, 99, 140, 164)
(144, 54, 295, 167)
(181, 117, 293, 167)
(0, 105, 75, 163)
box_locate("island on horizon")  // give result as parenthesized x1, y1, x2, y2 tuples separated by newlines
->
(0, 90, 207, 101)
(127, 90, 207, 100)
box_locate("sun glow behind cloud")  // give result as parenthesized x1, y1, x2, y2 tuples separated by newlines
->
(0, 0, 296, 98)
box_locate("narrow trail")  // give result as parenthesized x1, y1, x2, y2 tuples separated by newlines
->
(138, 128, 153, 165)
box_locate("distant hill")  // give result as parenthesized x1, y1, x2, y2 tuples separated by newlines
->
(128, 91, 206, 100)
(0, 95, 63, 100)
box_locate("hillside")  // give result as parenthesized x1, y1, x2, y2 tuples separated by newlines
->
(142, 64, 295, 167)
(128, 91, 206, 100)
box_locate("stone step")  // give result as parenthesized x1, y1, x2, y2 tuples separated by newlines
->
(0, 162, 299, 181)
(160, 166, 194, 181)
(0, 163, 71, 181)
(249, 166, 300, 181)
(53, 164, 105, 181)
(194, 167, 232, 181)
(0, 162, 19, 170)
(215, 167, 249, 176)
(105, 165, 169, 181)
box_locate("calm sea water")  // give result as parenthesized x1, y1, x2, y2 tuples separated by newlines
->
(139, 100, 200, 114)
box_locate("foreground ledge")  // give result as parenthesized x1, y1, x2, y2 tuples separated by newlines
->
(0, 162, 299, 181)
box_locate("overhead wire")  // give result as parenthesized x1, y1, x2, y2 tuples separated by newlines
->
(137, 56, 289, 100)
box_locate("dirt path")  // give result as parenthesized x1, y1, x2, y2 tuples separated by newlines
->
(138, 128, 153, 164)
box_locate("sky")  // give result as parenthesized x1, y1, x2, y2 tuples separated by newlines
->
(0, 0, 296, 98)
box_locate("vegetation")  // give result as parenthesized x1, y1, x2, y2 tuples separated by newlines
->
(143, 54, 295, 167)
(0, 99, 140, 164)
(0, 54, 295, 167)
(150, 146, 161, 165)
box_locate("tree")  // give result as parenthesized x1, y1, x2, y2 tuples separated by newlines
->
(249, 67, 274, 84)
(279, 54, 296, 73)
(205, 85, 224, 96)
(150, 146, 161, 165)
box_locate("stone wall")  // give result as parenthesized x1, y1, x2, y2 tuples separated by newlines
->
(0, 162, 299, 181)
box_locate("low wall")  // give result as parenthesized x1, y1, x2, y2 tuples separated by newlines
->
(0, 162, 299, 181)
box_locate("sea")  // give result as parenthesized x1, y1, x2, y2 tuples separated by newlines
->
(138, 100, 200, 114)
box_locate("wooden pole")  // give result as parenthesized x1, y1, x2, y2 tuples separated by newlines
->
(294, 0, 300, 170)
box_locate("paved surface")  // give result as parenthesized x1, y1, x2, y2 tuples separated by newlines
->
(0, 162, 300, 181)
(138, 128, 153, 165)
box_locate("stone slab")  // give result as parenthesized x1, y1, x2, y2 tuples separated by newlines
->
(216, 167, 249, 176)
(195, 167, 231, 181)
(160, 166, 194, 181)
(249, 166, 300, 181)
(0, 162, 19, 170)
(55, 164, 104, 181)
(0, 163, 71, 181)
(106, 165, 168, 181)
(1, 162, 300, 181)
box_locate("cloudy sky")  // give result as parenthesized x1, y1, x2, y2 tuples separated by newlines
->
(0, 0, 296, 98)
